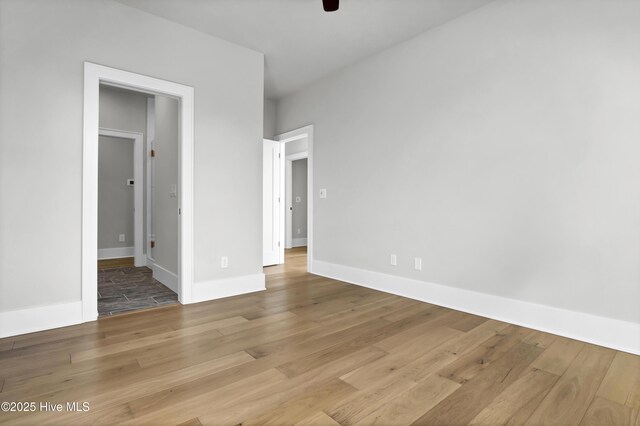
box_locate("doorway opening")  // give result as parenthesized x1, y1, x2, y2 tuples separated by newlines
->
(262, 125, 314, 273)
(96, 85, 180, 316)
(83, 62, 195, 322)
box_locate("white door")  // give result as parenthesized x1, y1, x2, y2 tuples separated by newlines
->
(263, 139, 282, 266)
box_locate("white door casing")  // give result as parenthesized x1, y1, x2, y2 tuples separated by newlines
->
(83, 62, 194, 322)
(98, 128, 145, 267)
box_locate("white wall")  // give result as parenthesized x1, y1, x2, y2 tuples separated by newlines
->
(285, 137, 308, 156)
(292, 159, 308, 240)
(98, 136, 134, 250)
(0, 0, 263, 314)
(277, 0, 640, 326)
(264, 98, 277, 139)
(153, 95, 179, 275)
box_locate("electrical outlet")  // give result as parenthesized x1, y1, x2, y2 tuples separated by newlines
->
(119, 234, 125, 242)
(297, 228, 301, 235)
(221, 256, 229, 268)
(414, 257, 422, 271)
(390, 254, 397, 266)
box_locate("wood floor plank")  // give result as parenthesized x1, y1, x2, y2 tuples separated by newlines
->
(446, 312, 489, 332)
(342, 325, 461, 390)
(243, 378, 357, 426)
(531, 336, 585, 376)
(526, 345, 616, 425)
(0, 338, 14, 352)
(411, 342, 544, 425)
(580, 397, 639, 426)
(294, 411, 341, 426)
(196, 346, 388, 425)
(176, 418, 203, 426)
(354, 374, 460, 426)
(276, 308, 449, 379)
(399, 319, 511, 384)
(469, 367, 559, 425)
(596, 351, 640, 409)
(327, 374, 418, 425)
(436, 325, 526, 384)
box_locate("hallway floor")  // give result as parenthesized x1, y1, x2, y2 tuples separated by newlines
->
(98, 264, 178, 316)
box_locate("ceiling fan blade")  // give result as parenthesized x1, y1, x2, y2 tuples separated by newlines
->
(323, 0, 339, 12)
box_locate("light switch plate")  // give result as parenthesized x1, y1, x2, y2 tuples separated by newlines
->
(319, 188, 327, 199)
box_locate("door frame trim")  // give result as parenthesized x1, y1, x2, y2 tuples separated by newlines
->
(97, 127, 145, 267)
(83, 62, 194, 322)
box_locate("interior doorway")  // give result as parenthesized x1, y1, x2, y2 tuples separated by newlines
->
(83, 62, 195, 322)
(96, 85, 180, 316)
(262, 125, 314, 272)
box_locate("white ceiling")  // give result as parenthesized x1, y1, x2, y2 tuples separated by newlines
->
(116, 0, 494, 99)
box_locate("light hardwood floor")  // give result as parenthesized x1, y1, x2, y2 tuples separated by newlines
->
(0, 247, 638, 425)
(97, 257, 135, 269)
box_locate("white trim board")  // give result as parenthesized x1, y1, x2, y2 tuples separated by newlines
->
(0, 301, 82, 339)
(192, 274, 266, 304)
(98, 247, 134, 260)
(83, 62, 195, 323)
(312, 260, 640, 355)
(292, 238, 307, 247)
(152, 263, 179, 294)
(98, 127, 144, 267)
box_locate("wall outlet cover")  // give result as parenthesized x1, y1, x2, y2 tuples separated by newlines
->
(414, 257, 422, 271)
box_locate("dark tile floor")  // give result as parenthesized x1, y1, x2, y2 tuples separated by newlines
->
(98, 266, 178, 316)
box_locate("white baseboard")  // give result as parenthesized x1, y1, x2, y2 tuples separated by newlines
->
(152, 263, 178, 293)
(312, 260, 640, 355)
(292, 238, 308, 247)
(192, 273, 266, 304)
(0, 301, 83, 339)
(98, 247, 134, 260)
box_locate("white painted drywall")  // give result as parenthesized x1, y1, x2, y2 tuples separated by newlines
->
(98, 136, 134, 250)
(276, 0, 640, 324)
(0, 0, 263, 312)
(264, 98, 277, 139)
(153, 95, 179, 275)
(285, 138, 308, 156)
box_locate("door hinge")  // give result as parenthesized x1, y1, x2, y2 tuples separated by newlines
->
(278, 241, 280, 247)
(150, 149, 156, 157)
(150, 241, 155, 248)
(278, 153, 281, 159)
(179, 208, 181, 215)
